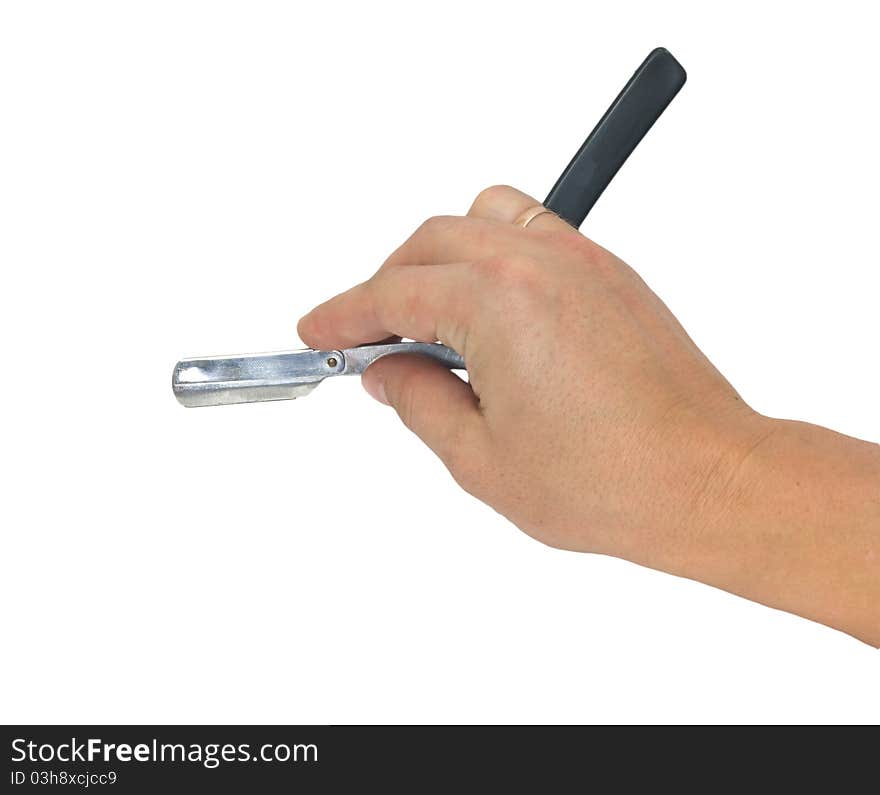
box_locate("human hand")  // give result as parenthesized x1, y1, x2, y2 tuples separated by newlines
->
(297, 185, 771, 563)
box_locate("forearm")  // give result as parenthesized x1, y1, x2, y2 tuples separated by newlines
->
(661, 419, 880, 645)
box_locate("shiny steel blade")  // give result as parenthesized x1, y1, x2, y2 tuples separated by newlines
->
(172, 348, 333, 407)
(172, 342, 464, 407)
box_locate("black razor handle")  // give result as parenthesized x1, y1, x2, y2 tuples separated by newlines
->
(544, 47, 687, 228)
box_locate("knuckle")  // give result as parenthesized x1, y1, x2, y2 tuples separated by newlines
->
(475, 254, 544, 292)
(417, 214, 457, 237)
(471, 184, 515, 214)
(550, 230, 610, 269)
(373, 271, 433, 338)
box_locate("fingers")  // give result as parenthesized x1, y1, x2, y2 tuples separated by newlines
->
(380, 184, 575, 273)
(361, 353, 487, 485)
(468, 184, 572, 233)
(380, 214, 543, 272)
(298, 263, 475, 352)
(298, 184, 581, 351)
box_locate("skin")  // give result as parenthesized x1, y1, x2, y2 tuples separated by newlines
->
(298, 185, 880, 646)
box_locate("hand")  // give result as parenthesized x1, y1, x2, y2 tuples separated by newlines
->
(299, 185, 880, 645)
(299, 185, 767, 556)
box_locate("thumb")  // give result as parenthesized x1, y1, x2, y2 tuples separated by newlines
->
(362, 353, 485, 474)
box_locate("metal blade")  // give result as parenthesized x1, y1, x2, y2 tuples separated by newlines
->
(172, 342, 465, 407)
(172, 348, 339, 407)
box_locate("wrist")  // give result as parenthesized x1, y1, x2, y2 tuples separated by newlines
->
(610, 402, 777, 573)
(660, 415, 880, 644)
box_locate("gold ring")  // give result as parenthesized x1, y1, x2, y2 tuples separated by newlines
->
(512, 204, 556, 228)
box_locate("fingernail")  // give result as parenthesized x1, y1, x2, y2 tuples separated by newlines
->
(362, 375, 389, 405)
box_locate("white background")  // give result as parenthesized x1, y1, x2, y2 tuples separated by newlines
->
(1, 1, 878, 724)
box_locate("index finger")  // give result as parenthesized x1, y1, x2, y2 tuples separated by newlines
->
(297, 262, 476, 353)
